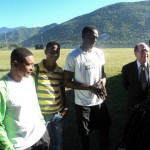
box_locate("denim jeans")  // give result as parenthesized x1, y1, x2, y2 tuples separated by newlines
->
(44, 113, 63, 150)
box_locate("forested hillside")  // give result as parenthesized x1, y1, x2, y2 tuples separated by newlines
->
(0, 1, 150, 48)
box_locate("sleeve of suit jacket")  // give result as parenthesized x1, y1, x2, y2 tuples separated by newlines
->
(122, 65, 129, 90)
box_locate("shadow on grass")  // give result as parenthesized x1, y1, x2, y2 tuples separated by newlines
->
(63, 74, 128, 150)
(107, 74, 128, 150)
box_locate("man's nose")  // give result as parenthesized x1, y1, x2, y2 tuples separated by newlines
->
(30, 65, 34, 71)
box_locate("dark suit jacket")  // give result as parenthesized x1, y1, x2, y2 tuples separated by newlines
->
(122, 60, 150, 111)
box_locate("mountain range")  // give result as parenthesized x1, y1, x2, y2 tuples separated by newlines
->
(0, 1, 150, 48)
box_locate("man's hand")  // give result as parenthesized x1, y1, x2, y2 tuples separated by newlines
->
(97, 78, 107, 97)
(89, 79, 107, 100)
(60, 108, 69, 117)
(89, 85, 106, 100)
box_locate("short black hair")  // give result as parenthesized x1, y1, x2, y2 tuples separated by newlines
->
(11, 47, 33, 64)
(82, 26, 97, 38)
(45, 41, 60, 53)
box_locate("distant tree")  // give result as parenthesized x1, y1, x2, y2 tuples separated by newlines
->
(8, 43, 20, 49)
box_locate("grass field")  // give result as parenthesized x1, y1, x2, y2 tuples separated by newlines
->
(0, 48, 135, 150)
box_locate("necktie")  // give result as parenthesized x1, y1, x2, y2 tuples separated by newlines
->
(140, 64, 147, 90)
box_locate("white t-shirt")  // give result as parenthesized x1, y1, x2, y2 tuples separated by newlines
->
(4, 76, 46, 150)
(64, 47, 105, 106)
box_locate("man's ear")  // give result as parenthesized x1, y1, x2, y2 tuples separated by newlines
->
(44, 49, 47, 54)
(12, 61, 18, 67)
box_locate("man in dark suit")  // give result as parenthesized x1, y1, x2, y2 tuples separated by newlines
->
(122, 42, 150, 114)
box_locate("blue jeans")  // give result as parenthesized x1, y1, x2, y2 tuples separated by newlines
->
(44, 113, 63, 150)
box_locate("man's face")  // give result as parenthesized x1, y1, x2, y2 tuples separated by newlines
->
(14, 55, 34, 78)
(83, 29, 98, 48)
(45, 45, 60, 63)
(135, 44, 149, 64)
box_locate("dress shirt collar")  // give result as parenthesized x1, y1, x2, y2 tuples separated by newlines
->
(136, 60, 148, 69)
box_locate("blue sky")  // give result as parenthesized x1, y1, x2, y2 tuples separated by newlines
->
(1, 0, 141, 28)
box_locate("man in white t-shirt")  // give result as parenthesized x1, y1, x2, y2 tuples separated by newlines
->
(0, 48, 50, 150)
(64, 26, 111, 150)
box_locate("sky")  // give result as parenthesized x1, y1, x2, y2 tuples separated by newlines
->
(1, 0, 142, 28)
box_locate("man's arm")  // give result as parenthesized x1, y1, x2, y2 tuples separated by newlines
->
(60, 84, 66, 108)
(0, 87, 15, 150)
(59, 83, 69, 116)
(64, 70, 105, 99)
(64, 70, 90, 90)
(122, 66, 129, 90)
(97, 65, 107, 97)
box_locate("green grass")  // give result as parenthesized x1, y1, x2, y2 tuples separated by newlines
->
(0, 48, 135, 150)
